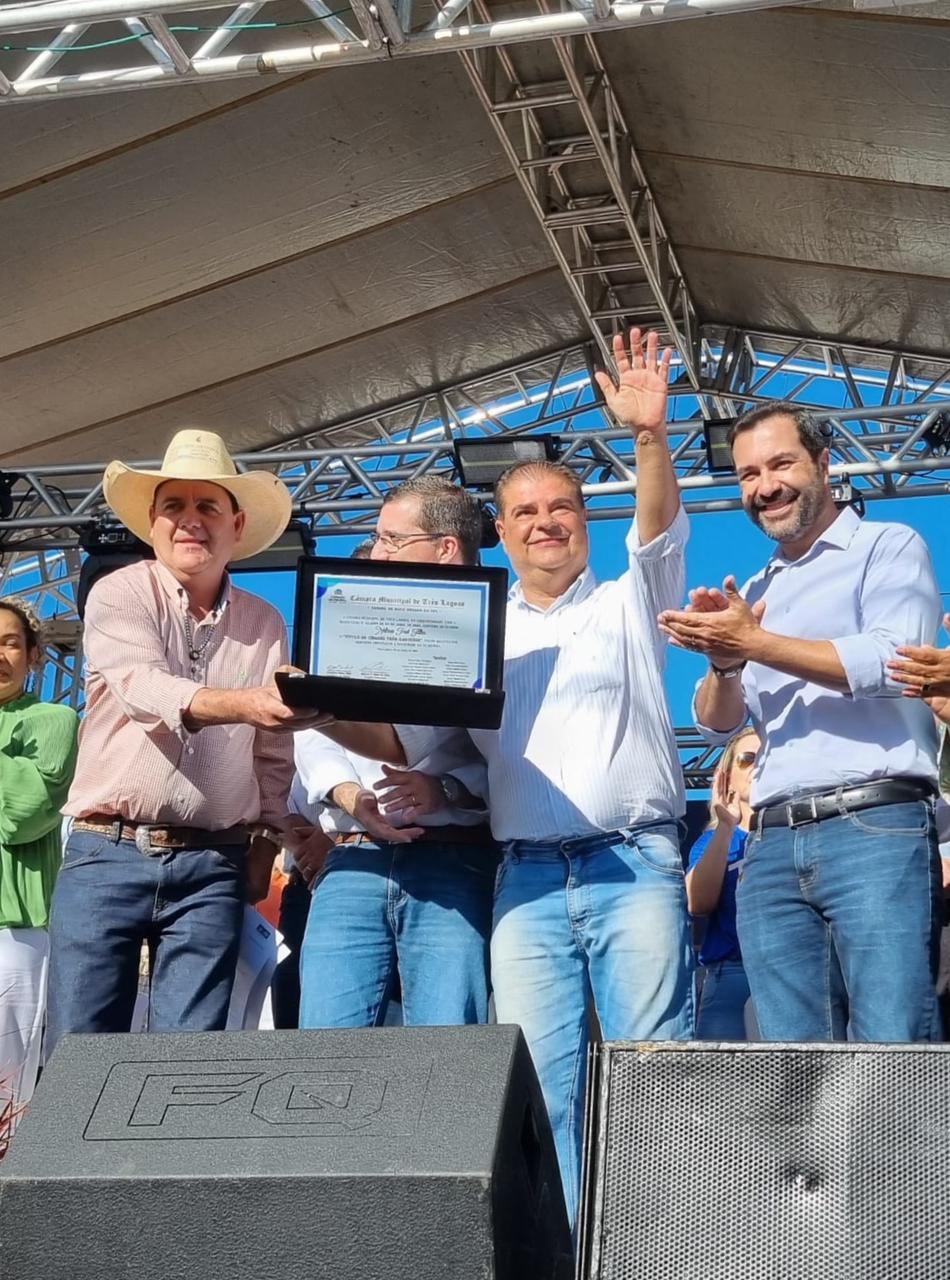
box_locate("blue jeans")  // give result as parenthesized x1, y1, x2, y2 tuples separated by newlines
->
(736, 800, 941, 1042)
(299, 839, 495, 1028)
(46, 828, 244, 1055)
(491, 824, 693, 1230)
(696, 959, 750, 1040)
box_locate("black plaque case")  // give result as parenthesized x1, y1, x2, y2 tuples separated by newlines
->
(275, 556, 508, 729)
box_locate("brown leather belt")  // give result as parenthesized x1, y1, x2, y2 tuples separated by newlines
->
(334, 824, 495, 848)
(74, 813, 250, 850)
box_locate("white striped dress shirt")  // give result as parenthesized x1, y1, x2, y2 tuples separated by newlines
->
(399, 509, 688, 842)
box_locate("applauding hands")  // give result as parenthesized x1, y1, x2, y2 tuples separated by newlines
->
(888, 613, 950, 724)
(658, 576, 767, 667)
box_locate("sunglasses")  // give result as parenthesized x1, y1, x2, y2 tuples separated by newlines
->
(735, 750, 757, 768)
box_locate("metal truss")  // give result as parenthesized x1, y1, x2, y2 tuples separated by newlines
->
(677, 727, 724, 792)
(4, 325, 950, 717)
(4, 331, 950, 547)
(0, 0, 805, 103)
(457, 1, 702, 387)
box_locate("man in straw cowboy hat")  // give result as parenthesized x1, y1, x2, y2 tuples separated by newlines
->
(47, 429, 327, 1049)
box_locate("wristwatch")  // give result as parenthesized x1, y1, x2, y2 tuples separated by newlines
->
(710, 661, 746, 680)
(439, 774, 488, 813)
(439, 774, 466, 807)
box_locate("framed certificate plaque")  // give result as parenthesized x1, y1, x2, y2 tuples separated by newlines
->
(275, 556, 508, 729)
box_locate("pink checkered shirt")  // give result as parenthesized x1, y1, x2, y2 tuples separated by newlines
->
(65, 559, 293, 828)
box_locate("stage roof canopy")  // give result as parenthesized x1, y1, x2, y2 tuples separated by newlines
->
(2, 0, 949, 468)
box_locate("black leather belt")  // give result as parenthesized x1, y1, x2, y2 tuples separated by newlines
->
(752, 779, 935, 833)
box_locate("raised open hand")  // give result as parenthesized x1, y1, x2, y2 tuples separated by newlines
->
(711, 768, 741, 831)
(593, 328, 672, 436)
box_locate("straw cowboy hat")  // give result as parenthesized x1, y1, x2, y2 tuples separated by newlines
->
(102, 429, 291, 561)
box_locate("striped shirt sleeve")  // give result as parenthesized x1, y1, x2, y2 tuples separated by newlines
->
(623, 505, 689, 648)
(82, 570, 201, 741)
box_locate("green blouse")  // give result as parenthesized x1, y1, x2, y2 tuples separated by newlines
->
(0, 694, 79, 930)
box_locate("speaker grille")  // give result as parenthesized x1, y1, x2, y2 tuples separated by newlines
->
(584, 1042, 950, 1280)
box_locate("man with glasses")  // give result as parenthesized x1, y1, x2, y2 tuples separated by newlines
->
(291, 477, 497, 1028)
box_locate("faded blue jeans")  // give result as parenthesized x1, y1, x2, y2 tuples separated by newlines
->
(491, 824, 694, 1231)
(299, 839, 496, 1028)
(736, 799, 942, 1043)
(696, 959, 751, 1040)
(46, 827, 244, 1056)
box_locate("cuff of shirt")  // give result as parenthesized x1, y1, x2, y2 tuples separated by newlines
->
(167, 679, 206, 742)
(626, 504, 689, 557)
(830, 634, 892, 699)
(691, 677, 746, 745)
(315, 763, 363, 805)
(393, 723, 438, 769)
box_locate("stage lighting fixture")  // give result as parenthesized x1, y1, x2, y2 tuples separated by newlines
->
(479, 504, 500, 550)
(923, 411, 950, 455)
(453, 435, 559, 491)
(0, 471, 19, 521)
(702, 418, 737, 475)
(831, 479, 866, 518)
(77, 522, 153, 620)
(239, 518, 316, 572)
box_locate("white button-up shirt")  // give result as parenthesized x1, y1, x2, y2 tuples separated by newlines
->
(291, 728, 489, 837)
(400, 509, 688, 842)
(694, 507, 941, 808)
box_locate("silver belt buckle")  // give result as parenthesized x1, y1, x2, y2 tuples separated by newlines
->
(785, 796, 819, 828)
(134, 825, 160, 856)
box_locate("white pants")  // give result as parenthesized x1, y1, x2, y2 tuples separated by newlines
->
(0, 927, 49, 1138)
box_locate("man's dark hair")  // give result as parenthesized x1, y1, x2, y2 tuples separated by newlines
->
(382, 476, 482, 565)
(493, 460, 584, 515)
(351, 539, 375, 561)
(153, 479, 241, 515)
(728, 401, 830, 463)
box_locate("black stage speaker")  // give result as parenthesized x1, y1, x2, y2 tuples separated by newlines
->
(578, 1040, 950, 1280)
(0, 1026, 571, 1280)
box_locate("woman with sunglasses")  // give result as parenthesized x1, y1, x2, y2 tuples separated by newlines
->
(686, 728, 760, 1039)
(0, 599, 79, 1146)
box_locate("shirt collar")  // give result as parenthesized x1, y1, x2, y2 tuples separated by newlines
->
(509, 565, 596, 613)
(765, 505, 860, 576)
(153, 558, 231, 617)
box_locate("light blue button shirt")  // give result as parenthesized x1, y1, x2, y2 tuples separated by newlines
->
(694, 507, 941, 807)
